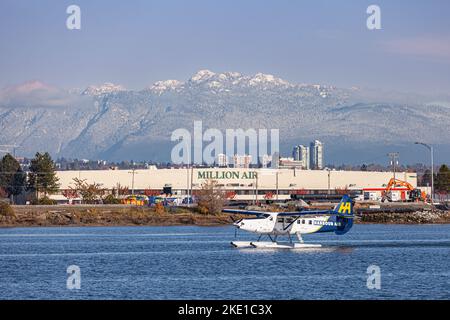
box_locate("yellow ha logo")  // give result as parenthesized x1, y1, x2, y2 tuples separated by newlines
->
(338, 202, 352, 214)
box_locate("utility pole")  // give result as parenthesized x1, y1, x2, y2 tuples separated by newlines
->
(276, 171, 279, 201)
(387, 152, 399, 181)
(35, 173, 38, 203)
(327, 169, 331, 195)
(129, 168, 138, 195)
(186, 165, 190, 204)
(254, 174, 259, 205)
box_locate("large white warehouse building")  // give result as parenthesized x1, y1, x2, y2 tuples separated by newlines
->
(53, 167, 417, 202)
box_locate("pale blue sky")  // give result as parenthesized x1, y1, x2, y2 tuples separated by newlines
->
(1, 0, 449, 94)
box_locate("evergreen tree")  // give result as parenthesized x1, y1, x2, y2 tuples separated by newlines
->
(0, 153, 26, 201)
(27, 152, 60, 197)
(421, 169, 432, 187)
(435, 164, 450, 193)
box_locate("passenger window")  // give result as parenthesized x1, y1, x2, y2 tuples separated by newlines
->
(302, 220, 305, 224)
(309, 220, 312, 225)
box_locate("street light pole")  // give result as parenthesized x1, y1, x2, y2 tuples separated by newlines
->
(415, 142, 434, 204)
(327, 169, 331, 195)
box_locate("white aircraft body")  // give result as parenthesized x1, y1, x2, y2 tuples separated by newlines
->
(223, 195, 354, 249)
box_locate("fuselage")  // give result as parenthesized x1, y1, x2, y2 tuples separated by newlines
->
(234, 213, 352, 236)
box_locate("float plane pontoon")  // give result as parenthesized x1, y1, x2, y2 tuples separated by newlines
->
(223, 195, 354, 249)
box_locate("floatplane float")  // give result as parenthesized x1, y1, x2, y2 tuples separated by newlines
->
(223, 195, 354, 249)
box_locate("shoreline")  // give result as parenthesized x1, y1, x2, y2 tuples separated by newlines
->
(1, 205, 449, 228)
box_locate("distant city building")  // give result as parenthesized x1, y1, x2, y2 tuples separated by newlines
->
(292, 146, 300, 161)
(216, 154, 228, 167)
(259, 154, 272, 168)
(271, 152, 280, 169)
(292, 145, 310, 169)
(278, 157, 305, 169)
(233, 154, 252, 168)
(310, 140, 324, 170)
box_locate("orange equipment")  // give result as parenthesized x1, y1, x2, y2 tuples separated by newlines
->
(382, 178, 426, 202)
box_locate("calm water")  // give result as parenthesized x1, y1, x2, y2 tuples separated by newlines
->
(0, 224, 449, 300)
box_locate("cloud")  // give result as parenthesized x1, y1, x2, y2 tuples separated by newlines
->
(382, 35, 450, 61)
(0, 81, 91, 108)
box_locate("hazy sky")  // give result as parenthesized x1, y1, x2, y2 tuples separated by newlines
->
(1, 0, 449, 94)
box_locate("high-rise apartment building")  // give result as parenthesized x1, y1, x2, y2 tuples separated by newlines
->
(310, 140, 324, 170)
(292, 145, 310, 169)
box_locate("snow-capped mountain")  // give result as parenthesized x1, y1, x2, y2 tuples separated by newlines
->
(0, 70, 449, 163)
(82, 83, 126, 96)
(151, 70, 296, 94)
(149, 80, 184, 94)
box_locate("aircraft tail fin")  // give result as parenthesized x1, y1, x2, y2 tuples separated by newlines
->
(332, 195, 354, 218)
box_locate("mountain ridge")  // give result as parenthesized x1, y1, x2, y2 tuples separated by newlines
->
(0, 70, 449, 164)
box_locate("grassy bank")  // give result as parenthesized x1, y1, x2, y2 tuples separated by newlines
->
(0, 205, 232, 228)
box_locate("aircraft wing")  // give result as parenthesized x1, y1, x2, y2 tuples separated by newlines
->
(222, 209, 270, 216)
(223, 209, 334, 217)
(278, 210, 334, 216)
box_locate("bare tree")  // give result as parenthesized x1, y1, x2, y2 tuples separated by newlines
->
(196, 180, 226, 215)
(70, 178, 105, 204)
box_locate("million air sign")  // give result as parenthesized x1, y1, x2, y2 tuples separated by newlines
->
(197, 170, 258, 180)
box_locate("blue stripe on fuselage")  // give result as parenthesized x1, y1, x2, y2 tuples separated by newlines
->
(313, 215, 340, 233)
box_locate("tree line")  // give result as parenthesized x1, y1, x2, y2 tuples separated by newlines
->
(420, 165, 450, 193)
(0, 152, 59, 204)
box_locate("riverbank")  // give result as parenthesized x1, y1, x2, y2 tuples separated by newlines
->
(0, 205, 449, 227)
(0, 205, 231, 228)
(357, 209, 450, 224)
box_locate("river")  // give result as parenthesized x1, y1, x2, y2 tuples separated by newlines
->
(0, 224, 449, 299)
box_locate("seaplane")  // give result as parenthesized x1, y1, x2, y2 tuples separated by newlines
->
(223, 195, 354, 249)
